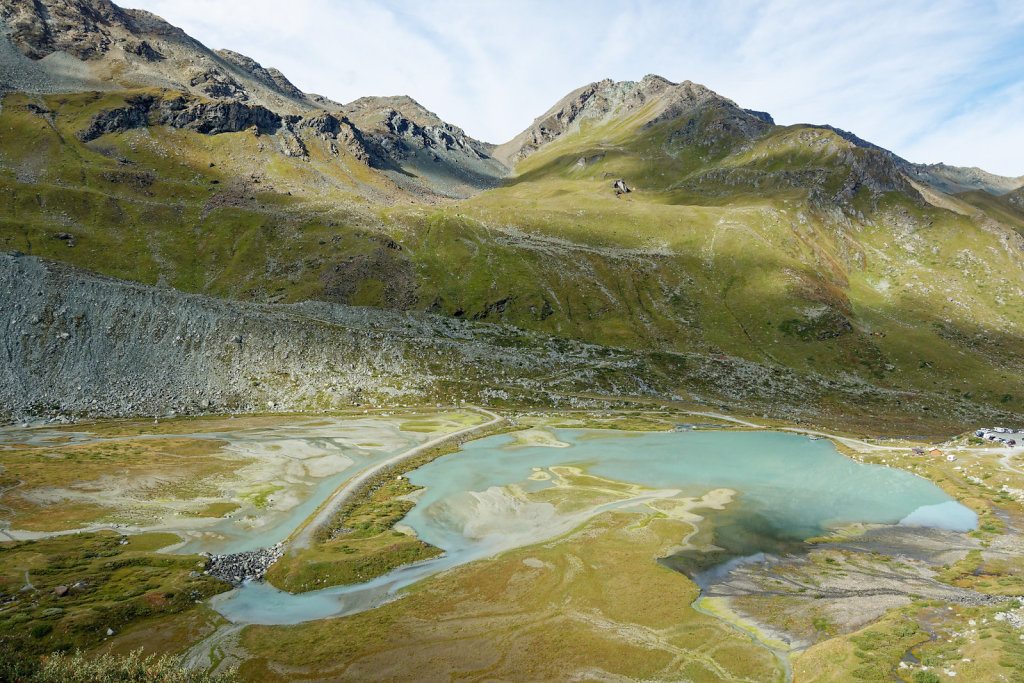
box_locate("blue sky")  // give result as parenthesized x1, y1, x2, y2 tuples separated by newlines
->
(130, 0, 1024, 176)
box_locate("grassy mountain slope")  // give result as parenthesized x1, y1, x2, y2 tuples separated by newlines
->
(2, 12, 1024, 427)
(439, 85, 1024, 420)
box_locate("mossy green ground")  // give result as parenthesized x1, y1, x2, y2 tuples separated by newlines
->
(265, 475, 442, 593)
(0, 532, 228, 664)
(244, 509, 783, 681)
(793, 600, 1024, 682)
(0, 437, 234, 530)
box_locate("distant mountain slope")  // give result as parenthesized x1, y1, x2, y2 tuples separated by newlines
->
(492, 75, 919, 214)
(796, 126, 1024, 197)
(904, 163, 1024, 196)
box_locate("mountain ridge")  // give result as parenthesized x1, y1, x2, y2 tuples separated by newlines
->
(2, 0, 1020, 194)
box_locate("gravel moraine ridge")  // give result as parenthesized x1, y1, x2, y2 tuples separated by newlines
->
(3, 252, 1010, 424)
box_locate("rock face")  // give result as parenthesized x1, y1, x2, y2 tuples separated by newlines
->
(215, 49, 305, 101)
(158, 96, 281, 135)
(78, 93, 282, 141)
(1009, 186, 1024, 210)
(187, 67, 247, 100)
(77, 93, 154, 140)
(0, 0, 131, 60)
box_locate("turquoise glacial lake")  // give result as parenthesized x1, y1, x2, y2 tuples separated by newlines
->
(211, 429, 976, 625)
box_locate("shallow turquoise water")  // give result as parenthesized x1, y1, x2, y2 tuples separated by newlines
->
(167, 421, 421, 555)
(405, 429, 975, 544)
(211, 429, 975, 625)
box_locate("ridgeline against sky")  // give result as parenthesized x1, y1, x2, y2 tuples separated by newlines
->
(127, 0, 1024, 176)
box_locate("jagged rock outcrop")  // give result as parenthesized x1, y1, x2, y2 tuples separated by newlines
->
(301, 111, 344, 137)
(77, 93, 154, 140)
(162, 98, 280, 135)
(264, 67, 304, 101)
(299, 111, 375, 163)
(187, 67, 247, 100)
(493, 79, 609, 166)
(78, 93, 282, 141)
(1009, 186, 1024, 210)
(830, 145, 921, 204)
(124, 38, 162, 61)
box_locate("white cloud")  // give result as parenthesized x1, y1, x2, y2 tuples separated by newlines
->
(127, 0, 1024, 176)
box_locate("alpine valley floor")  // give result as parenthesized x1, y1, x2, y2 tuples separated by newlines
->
(2, 406, 1024, 682)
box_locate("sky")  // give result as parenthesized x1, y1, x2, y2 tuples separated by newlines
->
(128, 0, 1024, 176)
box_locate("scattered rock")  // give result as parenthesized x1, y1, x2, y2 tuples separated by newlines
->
(51, 232, 76, 247)
(205, 543, 285, 585)
(53, 585, 69, 597)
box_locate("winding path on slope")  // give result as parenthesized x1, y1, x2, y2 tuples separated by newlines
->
(288, 405, 505, 551)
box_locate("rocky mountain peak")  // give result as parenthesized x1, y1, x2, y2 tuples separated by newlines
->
(493, 75, 773, 166)
(0, 0, 310, 111)
(1, 0, 132, 60)
(343, 94, 446, 132)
